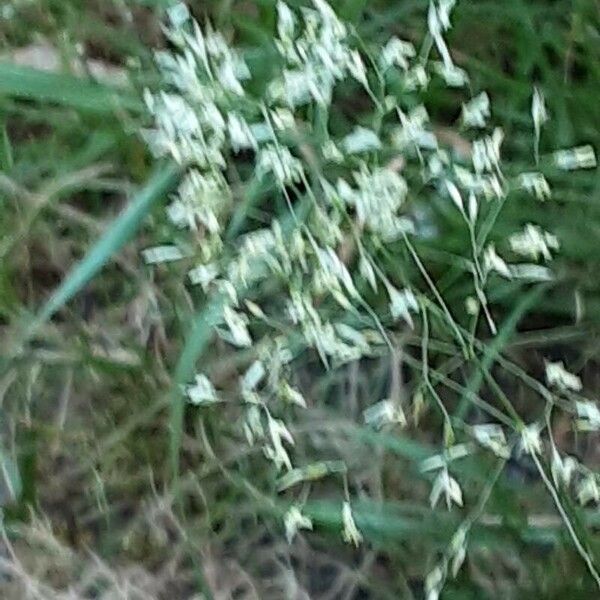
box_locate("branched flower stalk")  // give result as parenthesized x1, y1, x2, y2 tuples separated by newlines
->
(141, 0, 600, 592)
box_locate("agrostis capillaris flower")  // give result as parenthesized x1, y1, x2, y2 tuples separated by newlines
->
(141, 0, 599, 593)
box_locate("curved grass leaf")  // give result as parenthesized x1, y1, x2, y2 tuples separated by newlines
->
(455, 284, 548, 419)
(30, 162, 180, 335)
(170, 295, 227, 480)
(0, 63, 141, 113)
(169, 195, 312, 483)
(302, 498, 571, 548)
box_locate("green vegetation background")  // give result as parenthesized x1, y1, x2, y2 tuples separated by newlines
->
(0, 1, 599, 597)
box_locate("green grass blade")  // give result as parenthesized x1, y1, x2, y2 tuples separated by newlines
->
(0, 63, 141, 113)
(169, 196, 313, 484)
(456, 284, 548, 420)
(0, 123, 14, 171)
(169, 295, 227, 481)
(343, 423, 431, 462)
(302, 498, 567, 548)
(32, 162, 180, 332)
(341, 0, 368, 23)
(0, 448, 22, 508)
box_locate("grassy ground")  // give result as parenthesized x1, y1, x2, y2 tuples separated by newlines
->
(1, 0, 600, 598)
